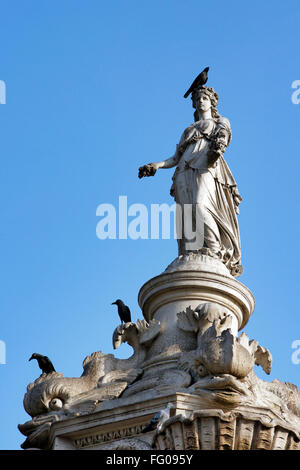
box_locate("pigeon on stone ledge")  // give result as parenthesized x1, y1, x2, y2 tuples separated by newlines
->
(142, 402, 174, 433)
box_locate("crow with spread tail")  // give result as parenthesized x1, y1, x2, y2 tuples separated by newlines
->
(183, 66, 209, 98)
(29, 353, 56, 374)
(111, 299, 131, 323)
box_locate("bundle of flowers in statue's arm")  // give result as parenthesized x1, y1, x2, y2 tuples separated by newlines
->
(207, 122, 231, 167)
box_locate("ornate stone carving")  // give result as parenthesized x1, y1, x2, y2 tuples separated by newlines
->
(19, 318, 163, 449)
(121, 368, 191, 399)
(94, 438, 152, 450)
(22, 318, 162, 422)
(19, 297, 299, 451)
(22, 351, 132, 419)
(177, 303, 272, 379)
(74, 425, 146, 449)
(153, 409, 300, 450)
(112, 319, 161, 351)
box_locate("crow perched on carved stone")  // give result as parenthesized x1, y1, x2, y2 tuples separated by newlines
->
(29, 353, 56, 374)
(184, 66, 209, 98)
(111, 299, 131, 323)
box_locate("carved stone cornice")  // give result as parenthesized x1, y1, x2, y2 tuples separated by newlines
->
(73, 424, 145, 449)
(153, 408, 300, 450)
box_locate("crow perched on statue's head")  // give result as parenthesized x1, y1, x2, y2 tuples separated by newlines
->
(29, 353, 56, 374)
(111, 299, 131, 324)
(184, 66, 210, 99)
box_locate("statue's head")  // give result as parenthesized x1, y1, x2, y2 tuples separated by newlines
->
(192, 86, 219, 121)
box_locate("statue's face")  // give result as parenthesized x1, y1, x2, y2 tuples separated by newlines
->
(196, 93, 211, 113)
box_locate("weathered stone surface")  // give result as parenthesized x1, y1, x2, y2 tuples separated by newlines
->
(18, 288, 299, 450)
(153, 409, 300, 450)
(138, 269, 254, 332)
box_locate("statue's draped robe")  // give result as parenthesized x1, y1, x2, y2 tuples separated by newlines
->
(171, 117, 242, 275)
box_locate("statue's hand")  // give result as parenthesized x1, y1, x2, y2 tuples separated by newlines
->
(138, 163, 158, 179)
(207, 139, 226, 167)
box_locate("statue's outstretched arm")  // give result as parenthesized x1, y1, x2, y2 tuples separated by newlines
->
(138, 150, 180, 179)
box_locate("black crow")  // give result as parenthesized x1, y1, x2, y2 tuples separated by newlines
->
(184, 67, 209, 98)
(29, 353, 56, 374)
(111, 299, 131, 323)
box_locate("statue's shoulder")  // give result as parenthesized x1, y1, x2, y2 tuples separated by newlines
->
(216, 116, 231, 130)
(185, 123, 197, 132)
(180, 123, 196, 139)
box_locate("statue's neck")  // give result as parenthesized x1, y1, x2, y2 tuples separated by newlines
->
(197, 109, 212, 120)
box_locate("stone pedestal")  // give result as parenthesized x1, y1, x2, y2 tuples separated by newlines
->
(139, 266, 255, 334)
(136, 261, 255, 384)
(18, 257, 300, 451)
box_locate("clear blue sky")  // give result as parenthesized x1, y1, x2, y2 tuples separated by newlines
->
(0, 0, 299, 449)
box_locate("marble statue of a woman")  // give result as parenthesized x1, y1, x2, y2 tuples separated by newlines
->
(138, 86, 243, 277)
